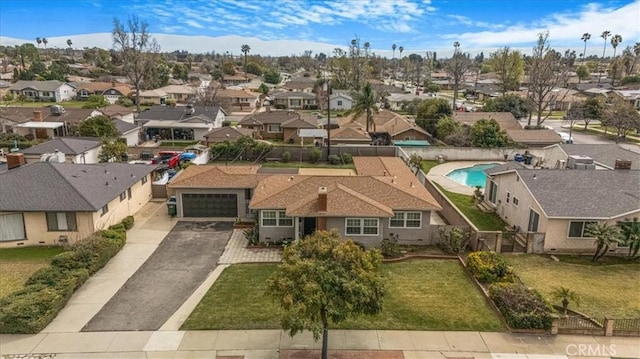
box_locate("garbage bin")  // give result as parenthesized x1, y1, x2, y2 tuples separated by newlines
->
(523, 154, 533, 165)
(167, 202, 177, 217)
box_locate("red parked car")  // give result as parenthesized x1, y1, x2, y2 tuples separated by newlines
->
(151, 151, 181, 168)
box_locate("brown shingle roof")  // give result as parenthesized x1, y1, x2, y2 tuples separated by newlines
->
(330, 126, 371, 140)
(238, 110, 301, 125)
(505, 129, 561, 144)
(168, 165, 260, 189)
(453, 112, 520, 130)
(204, 126, 254, 142)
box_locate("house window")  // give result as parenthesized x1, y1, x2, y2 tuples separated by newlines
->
(141, 175, 148, 185)
(568, 221, 598, 238)
(267, 124, 281, 133)
(100, 204, 109, 217)
(120, 192, 127, 201)
(513, 197, 519, 207)
(390, 212, 422, 228)
(0, 213, 26, 241)
(506, 192, 510, 203)
(404, 136, 416, 140)
(46, 212, 77, 231)
(527, 209, 540, 232)
(127, 188, 132, 199)
(345, 218, 379, 236)
(261, 210, 293, 227)
(80, 90, 88, 97)
(290, 99, 301, 107)
(337, 100, 343, 106)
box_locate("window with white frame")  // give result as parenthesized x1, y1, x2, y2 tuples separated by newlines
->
(46, 212, 77, 231)
(267, 124, 281, 133)
(100, 204, 109, 216)
(568, 221, 598, 238)
(389, 212, 422, 228)
(513, 197, 519, 206)
(345, 218, 379, 235)
(506, 192, 511, 203)
(337, 100, 343, 106)
(120, 192, 127, 201)
(0, 213, 26, 241)
(261, 210, 293, 227)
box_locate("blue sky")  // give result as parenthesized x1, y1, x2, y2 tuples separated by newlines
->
(0, 0, 638, 56)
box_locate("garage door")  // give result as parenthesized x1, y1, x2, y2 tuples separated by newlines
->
(182, 193, 238, 217)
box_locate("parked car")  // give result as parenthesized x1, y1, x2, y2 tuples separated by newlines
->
(557, 132, 574, 144)
(151, 151, 182, 168)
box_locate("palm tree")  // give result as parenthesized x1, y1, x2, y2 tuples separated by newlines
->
(610, 34, 622, 58)
(580, 33, 591, 64)
(552, 287, 580, 316)
(586, 222, 622, 261)
(240, 44, 250, 80)
(42, 37, 48, 49)
(392, 44, 397, 79)
(351, 82, 377, 134)
(35, 37, 42, 49)
(66, 39, 73, 48)
(619, 218, 640, 259)
(398, 46, 404, 60)
(453, 41, 460, 53)
(598, 31, 611, 85)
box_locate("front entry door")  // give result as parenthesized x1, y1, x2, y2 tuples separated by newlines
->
(303, 217, 317, 237)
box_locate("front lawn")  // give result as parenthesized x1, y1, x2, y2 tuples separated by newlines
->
(506, 254, 640, 318)
(435, 184, 507, 231)
(0, 246, 67, 299)
(182, 260, 503, 331)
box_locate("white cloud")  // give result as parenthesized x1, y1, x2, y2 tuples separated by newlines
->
(184, 20, 204, 29)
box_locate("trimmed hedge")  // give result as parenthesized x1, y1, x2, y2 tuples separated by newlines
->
(0, 217, 132, 334)
(466, 251, 514, 284)
(489, 282, 553, 330)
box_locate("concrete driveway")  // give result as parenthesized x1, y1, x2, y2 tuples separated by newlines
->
(82, 221, 233, 332)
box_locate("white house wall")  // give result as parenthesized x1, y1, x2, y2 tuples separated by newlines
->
(122, 130, 140, 147)
(92, 176, 153, 230)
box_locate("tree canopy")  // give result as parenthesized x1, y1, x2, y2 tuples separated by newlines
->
(267, 230, 385, 359)
(487, 47, 524, 93)
(77, 115, 119, 138)
(482, 94, 529, 120)
(470, 118, 511, 148)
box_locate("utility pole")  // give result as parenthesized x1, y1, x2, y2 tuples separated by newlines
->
(324, 80, 331, 160)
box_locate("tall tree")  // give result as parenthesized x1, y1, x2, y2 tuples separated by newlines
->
(487, 47, 524, 94)
(351, 82, 377, 133)
(526, 32, 571, 126)
(601, 99, 640, 142)
(241, 44, 250, 80)
(35, 37, 42, 49)
(598, 30, 611, 85)
(609, 35, 623, 85)
(391, 43, 397, 78)
(469, 118, 511, 147)
(581, 96, 605, 129)
(483, 94, 529, 119)
(580, 33, 591, 64)
(66, 39, 73, 48)
(112, 16, 160, 112)
(267, 230, 385, 359)
(445, 43, 472, 111)
(586, 223, 622, 262)
(610, 34, 622, 58)
(77, 115, 119, 137)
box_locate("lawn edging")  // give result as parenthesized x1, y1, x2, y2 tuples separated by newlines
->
(0, 216, 135, 334)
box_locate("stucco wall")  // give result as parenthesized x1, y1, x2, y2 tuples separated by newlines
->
(0, 211, 95, 248)
(402, 147, 545, 161)
(93, 176, 153, 230)
(488, 171, 545, 233)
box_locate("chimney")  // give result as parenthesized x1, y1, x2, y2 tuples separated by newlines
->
(6, 153, 26, 169)
(318, 186, 327, 211)
(614, 159, 632, 170)
(265, 103, 271, 112)
(33, 110, 43, 121)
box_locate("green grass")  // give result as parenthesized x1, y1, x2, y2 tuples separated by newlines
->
(261, 161, 356, 169)
(506, 254, 640, 318)
(181, 260, 503, 331)
(0, 246, 67, 299)
(572, 126, 640, 144)
(435, 183, 507, 231)
(420, 160, 440, 174)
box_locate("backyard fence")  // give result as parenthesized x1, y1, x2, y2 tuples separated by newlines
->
(554, 316, 640, 337)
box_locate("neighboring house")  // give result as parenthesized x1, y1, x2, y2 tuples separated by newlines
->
(5, 108, 101, 139)
(504, 129, 561, 148)
(339, 110, 433, 145)
(238, 110, 317, 142)
(542, 143, 640, 170)
(18, 137, 102, 164)
(330, 91, 354, 111)
(99, 105, 136, 124)
(75, 82, 132, 104)
(282, 77, 316, 93)
(216, 89, 260, 110)
(0, 161, 156, 247)
(8, 80, 76, 102)
(156, 85, 198, 103)
(136, 104, 225, 142)
(611, 90, 640, 109)
(329, 126, 372, 145)
(453, 112, 559, 147)
(113, 119, 141, 147)
(135, 89, 168, 105)
(272, 91, 317, 109)
(168, 157, 442, 247)
(386, 93, 434, 111)
(203, 126, 255, 146)
(222, 74, 250, 87)
(484, 164, 640, 253)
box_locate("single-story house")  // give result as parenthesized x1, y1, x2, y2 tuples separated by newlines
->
(542, 143, 640, 170)
(272, 91, 317, 109)
(329, 126, 372, 145)
(282, 77, 316, 93)
(168, 157, 443, 247)
(113, 119, 141, 147)
(156, 85, 198, 103)
(203, 126, 255, 146)
(222, 74, 251, 87)
(8, 80, 76, 102)
(504, 129, 561, 148)
(0, 161, 157, 247)
(610, 90, 640, 109)
(19, 137, 102, 164)
(135, 89, 168, 105)
(339, 110, 433, 145)
(237, 110, 317, 142)
(99, 105, 136, 124)
(330, 91, 354, 111)
(75, 82, 132, 104)
(216, 89, 260, 110)
(483, 164, 640, 254)
(136, 104, 225, 142)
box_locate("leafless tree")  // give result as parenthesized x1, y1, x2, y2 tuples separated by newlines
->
(445, 43, 472, 111)
(112, 16, 160, 112)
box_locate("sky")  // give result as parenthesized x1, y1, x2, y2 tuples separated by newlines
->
(0, 0, 638, 57)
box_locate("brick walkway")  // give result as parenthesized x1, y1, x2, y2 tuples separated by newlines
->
(218, 229, 282, 264)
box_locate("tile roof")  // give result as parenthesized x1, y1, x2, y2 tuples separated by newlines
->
(0, 162, 157, 212)
(281, 116, 317, 129)
(19, 137, 101, 155)
(556, 144, 640, 170)
(514, 169, 640, 218)
(168, 165, 261, 189)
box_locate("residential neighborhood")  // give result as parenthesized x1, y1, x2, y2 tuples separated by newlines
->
(0, 1, 639, 358)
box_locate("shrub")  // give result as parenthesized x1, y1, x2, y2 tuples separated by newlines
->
(97, 228, 126, 241)
(466, 251, 514, 284)
(341, 152, 353, 164)
(26, 267, 89, 291)
(438, 227, 471, 254)
(51, 251, 85, 270)
(0, 285, 72, 334)
(121, 215, 135, 230)
(108, 223, 126, 233)
(282, 150, 291, 163)
(328, 154, 341, 165)
(489, 282, 552, 329)
(380, 236, 401, 258)
(243, 226, 259, 246)
(308, 148, 322, 163)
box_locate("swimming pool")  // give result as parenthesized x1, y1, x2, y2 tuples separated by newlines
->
(446, 163, 499, 188)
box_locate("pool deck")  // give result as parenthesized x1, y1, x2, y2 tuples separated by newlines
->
(427, 161, 504, 196)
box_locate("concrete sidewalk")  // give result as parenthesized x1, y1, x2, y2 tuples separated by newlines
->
(1, 329, 638, 358)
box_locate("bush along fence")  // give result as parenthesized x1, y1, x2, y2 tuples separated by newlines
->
(0, 216, 135, 334)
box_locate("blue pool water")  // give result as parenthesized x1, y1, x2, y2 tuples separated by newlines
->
(446, 163, 499, 188)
